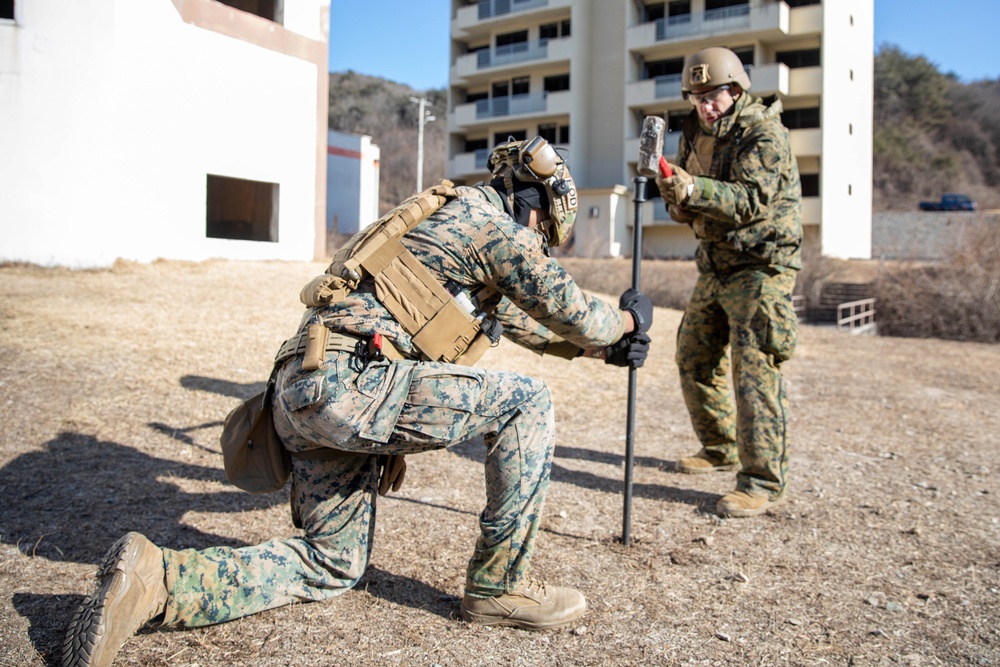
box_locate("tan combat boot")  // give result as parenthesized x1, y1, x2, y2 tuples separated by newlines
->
(461, 579, 587, 630)
(716, 490, 787, 518)
(62, 532, 168, 667)
(676, 449, 741, 474)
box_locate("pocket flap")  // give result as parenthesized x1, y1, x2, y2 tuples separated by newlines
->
(280, 375, 325, 412)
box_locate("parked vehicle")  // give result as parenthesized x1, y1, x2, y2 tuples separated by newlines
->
(919, 193, 977, 211)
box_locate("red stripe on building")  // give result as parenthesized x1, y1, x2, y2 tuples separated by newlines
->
(327, 146, 363, 159)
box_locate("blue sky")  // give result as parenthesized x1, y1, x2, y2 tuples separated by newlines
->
(328, 0, 1000, 90)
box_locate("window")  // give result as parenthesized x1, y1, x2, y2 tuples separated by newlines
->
(668, 1, 691, 19)
(706, 0, 748, 10)
(492, 81, 509, 98)
(544, 74, 570, 93)
(540, 19, 571, 41)
(539, 123, 570, 145)
(781, 107, 820, 129)
(800, 173, 820, 197)
(215, 0, 281, 23)
(1, 0, 14, 20)
(643, 3, 665, 22)
(206, 175, 279, 242)
(512, 76, 530, 96)
(776, 48, 821, 69)
(465, 139, 489, 153)
(732, 46, 754, 67)
(786, 0, 820, 6)
(644, 57, 684, 79)
(667, 110, 688, 132)
(496, 30, 528, 48)
(466, 91, 489, 104)
(494, 131, 527, 146)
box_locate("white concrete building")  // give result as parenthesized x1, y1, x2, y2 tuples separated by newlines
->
(327, 130, 381, 237)
(0, 0, 330, 268)
(447, 0, 873, 260)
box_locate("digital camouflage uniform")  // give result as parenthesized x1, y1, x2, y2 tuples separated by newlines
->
(671, 92, 802, 499)
(156, 185, 627, 628)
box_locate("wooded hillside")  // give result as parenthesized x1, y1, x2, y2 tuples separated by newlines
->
(329, 45, 1000, 215)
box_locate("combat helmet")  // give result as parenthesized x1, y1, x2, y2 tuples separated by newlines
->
(681, 46, 751, 98)
(487, 136, 578, 246)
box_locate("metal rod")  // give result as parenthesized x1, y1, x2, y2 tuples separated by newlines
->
(623, 175, 647, 547)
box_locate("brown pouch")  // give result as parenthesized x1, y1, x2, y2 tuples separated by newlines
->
(220, 389, 290, 494)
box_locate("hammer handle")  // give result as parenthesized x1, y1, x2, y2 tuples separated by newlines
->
(658, 156, 673, 178)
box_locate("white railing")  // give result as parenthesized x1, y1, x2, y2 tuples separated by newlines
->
(837, 298, 876, 334)
(792, 294, 806, 316)
(478, 0, 548, 20)
(477, 40, 548, 69)
(475, 92, 547, 118)
(654, 74, 683, 99)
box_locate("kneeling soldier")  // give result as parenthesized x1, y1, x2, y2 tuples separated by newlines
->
(64, 136, 653, 666)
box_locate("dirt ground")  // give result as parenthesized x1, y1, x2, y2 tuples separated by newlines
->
(1, 259, 997, 667)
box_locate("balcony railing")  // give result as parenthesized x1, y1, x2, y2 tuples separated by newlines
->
(478, 0, 549, 20)
(477, 40, 548, 69)
(654, 74, 683, 99)
(476, 92, 548, 118)
(656, 3, 784, 41)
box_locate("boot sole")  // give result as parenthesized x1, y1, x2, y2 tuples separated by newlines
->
(460, 605, 586, 631)
(62, 533, 147, 667)
(676, 461, 740, 474)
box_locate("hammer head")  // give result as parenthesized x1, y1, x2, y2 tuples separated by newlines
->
(637, 115, 666, 177)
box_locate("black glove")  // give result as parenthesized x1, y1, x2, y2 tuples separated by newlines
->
(619, 288, 653, 335)
(604, 332, 651, 369)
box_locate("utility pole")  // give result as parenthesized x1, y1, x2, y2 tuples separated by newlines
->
(409, 96, 436, 192)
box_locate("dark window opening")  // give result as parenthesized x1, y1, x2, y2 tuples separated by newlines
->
(206, 175, 279, 242)
(215, 0, 281, 23)
(786, 0, 820, 6)
(644, 57, 684, 79)
(667, 110, 688, 132)
(1, 0, 14, 20)
(706, 0, 748, 10)
(539, 123, 570, 145)
(544, 74, 570, 93)
(512, 76, 530, 96)
(643, 3, 665, 22)
(465, 138, 488, 152)
(492, 81, 509, 98)
(668, 1, 691, 18)
(731, 45, 755, 67)
(494, 130, 528, 146)
(781, 107, 820, 129)
(540, 19, 571, 41)
(776, 48, 821, 68)
(800, 173, 820, 197)
(466, 91, 489, 103)
(496, 30, 528, 48)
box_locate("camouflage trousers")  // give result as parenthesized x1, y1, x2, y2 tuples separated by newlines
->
(158, 351, 555, 628)
(676, 268, 798, 498)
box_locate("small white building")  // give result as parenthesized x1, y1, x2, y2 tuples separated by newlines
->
(327, 130, 380, 237)
(0, 0, 330, 268)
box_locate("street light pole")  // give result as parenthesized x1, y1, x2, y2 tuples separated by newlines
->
(409, 96, 436, 192)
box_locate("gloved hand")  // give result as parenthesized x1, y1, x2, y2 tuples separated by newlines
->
(378, 454, 406, 496)
(655, 162, 694, 206)
(668, 204, 697, 225)
(619, 288, 653, 334)
(604, 332, 652, 369)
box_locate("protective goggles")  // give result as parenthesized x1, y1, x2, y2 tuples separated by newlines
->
(687, 84, 731, 106)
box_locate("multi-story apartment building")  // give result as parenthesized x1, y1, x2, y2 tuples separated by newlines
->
(447, 0, 873, 260)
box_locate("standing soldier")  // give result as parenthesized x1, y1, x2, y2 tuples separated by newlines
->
(63, 137, 653, 666)
(654, 47, 802, 518)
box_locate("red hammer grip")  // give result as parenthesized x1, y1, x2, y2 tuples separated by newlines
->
(658, 156, 673, 178)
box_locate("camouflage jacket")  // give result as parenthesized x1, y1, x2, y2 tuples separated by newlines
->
(302, 185, 626, 357)
(675, 92, 802, 276)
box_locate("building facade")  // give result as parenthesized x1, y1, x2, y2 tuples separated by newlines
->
(0, 0, 330, 268)
(446, 0, 873, 260)
(327, 130, 381, 240)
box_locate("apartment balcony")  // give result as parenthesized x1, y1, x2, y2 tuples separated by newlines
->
(450, 89, 572, 129)
(627, 2, 790, 52)
(450, 148, 492, 181)
(452, 0, 573, 40)
(452, 36, 572, 83)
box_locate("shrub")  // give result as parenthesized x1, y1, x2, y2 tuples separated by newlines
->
(875, 222, 1000, 343)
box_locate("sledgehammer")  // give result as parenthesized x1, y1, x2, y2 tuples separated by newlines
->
(620, 116, 669, 547)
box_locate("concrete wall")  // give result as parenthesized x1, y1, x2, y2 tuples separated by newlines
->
(0, 0, 329, 268)
(327, 130, 381, 236)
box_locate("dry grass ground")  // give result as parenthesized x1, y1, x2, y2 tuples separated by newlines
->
(1, 259, 998, 666)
